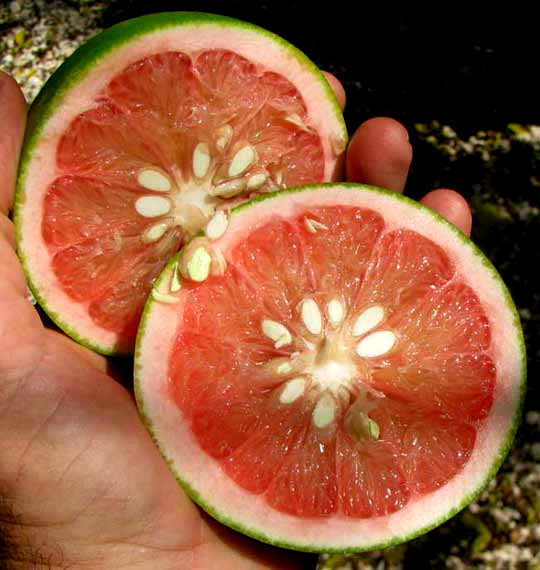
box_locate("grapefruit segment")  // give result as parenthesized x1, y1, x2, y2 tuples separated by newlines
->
(50, 227, 144, 301)
(223, 395, 311, 496)
(194, 49, 260, 102)
(230, 219, 318, 319)
(385, 280, 491, 356)
(106, 52, 204, 125)
(135, 183, 525, 552)
(336, 432, 409, 518)
(370, 280, 495, 420)
(265, 421, 338, 517)
(56, 103, 171, 181)
(189, 376, 265, 461)
(87, 230, 180, 339)
(298, 206, 385, 295)
(42, 177, 154, 247)
(371, 352, 496, 422)
(398, 417, 476, 494)
(370, 398, 477, 494)
(353, 229, 455, 313)
(16, 13, 346, 354)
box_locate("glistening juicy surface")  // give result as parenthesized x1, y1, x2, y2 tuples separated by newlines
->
(42, 50, 325, 344)
(169, 205, 495, 518)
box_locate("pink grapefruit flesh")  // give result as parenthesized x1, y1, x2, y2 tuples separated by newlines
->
(135, 183, 525, 552)
(15, 13, 346, 354)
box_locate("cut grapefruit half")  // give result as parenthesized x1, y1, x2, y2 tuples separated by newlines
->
(134, 183, 525, 552)
(14, 12, 346, 355)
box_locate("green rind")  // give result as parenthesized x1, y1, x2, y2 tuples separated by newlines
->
(13, 11, 347, 355)
(134, 182, 526, 553)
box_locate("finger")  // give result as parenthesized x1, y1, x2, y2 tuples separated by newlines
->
(322, 71, 346, 110)
(420, 188, 472, 236)
(0, 72, 27, 216)
(346, 117, 412, 192)
(0, 73, 32, 306)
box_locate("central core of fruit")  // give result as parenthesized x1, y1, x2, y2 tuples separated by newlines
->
(311, 358, 356, 395)
(133, 135, 279, 239)
(127, 108, 324, 243)
(264, 298, 395, 435)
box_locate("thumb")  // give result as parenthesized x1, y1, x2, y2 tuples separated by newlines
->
(0, 73, 43, 383)
(0, 72, 27, 216)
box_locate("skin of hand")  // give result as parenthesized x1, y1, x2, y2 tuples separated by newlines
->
(0, 70, 471, 570)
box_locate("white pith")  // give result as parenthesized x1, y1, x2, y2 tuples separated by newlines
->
(19, 21, 345, 353)
(136, 185, 524, 550)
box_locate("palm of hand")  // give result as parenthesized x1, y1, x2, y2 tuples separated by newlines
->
(1, 228, 310, 569)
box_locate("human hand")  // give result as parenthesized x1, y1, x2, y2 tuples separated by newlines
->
(0, 69, 471, 570)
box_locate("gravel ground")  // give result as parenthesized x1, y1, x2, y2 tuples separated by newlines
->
(1, 2, 539, 569)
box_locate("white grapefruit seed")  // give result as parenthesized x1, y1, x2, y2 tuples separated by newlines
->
(327, 299, 344, 326)
(205, 210, 229, 241)
(356, 330, 396, 358)
(215, 124, 234, 152)
(141, 221, 171, 243)
(186, 246, 212, 282)
(300, 298, 323, 335)
(134, 195, 172, 218)
(137, 168, 172, 192)
(312, 392, 336, 429)
(193, 142, 212, 179)
(229, 145, 257, 177)
(262, 319, 292, 349)
(247, 173, 268, 190)
(352, 305, 385, 337)
(279, 377, 307, 404)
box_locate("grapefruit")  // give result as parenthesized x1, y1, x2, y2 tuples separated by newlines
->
(14, 12, 346, 354)
(134, 183, 525, 552)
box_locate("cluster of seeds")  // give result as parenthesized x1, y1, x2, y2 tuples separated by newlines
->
(133, 134, 271, 246)
(262, 293, 394, 434)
